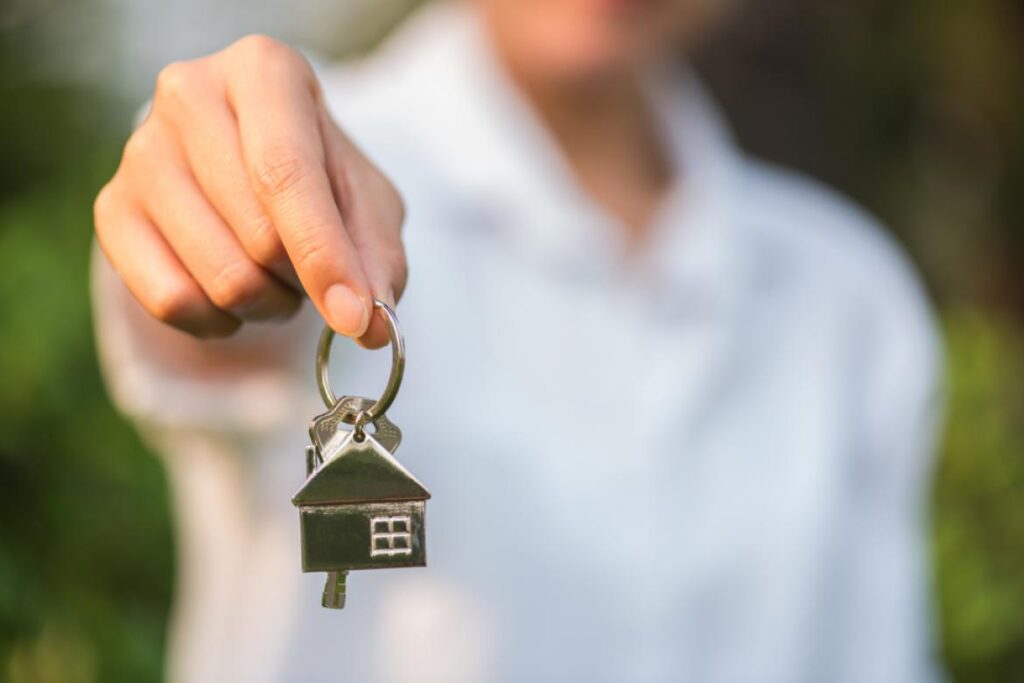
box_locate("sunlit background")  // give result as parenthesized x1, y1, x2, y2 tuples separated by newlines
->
(1, 0, 1022, 680)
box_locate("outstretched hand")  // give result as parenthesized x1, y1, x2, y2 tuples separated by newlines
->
(94, 35, 407, 348)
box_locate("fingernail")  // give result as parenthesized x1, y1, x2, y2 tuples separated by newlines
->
(324, 284, 369, 336)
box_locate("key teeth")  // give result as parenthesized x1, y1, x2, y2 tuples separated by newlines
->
(322, 571, 347, 609)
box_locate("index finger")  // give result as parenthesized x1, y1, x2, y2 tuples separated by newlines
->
(225, 37, 371, 337)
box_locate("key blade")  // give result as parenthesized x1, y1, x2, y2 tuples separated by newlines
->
(322, 571, 347, 609)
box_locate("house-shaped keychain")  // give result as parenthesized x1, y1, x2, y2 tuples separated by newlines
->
(293, 426, 430, 606)
(297, 303, 427, 609)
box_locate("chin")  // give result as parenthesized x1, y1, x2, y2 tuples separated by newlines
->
(542, 31, 654, 81)
(481, 0, 724, 83)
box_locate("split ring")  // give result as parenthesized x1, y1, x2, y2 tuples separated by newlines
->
(315, 300, 405, 425)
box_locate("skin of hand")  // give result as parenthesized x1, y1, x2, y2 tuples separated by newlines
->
(94, 35, 406, 348)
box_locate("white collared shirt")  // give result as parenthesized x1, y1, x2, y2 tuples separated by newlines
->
(93, 3, 944, 681)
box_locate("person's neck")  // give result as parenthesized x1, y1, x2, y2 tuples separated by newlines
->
(496, 50, 674, 246)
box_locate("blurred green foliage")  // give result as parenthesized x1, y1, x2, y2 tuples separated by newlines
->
(0, 39, 172, 683)
(935, 310, 1024, 681)
(0, 0, 1022, 681)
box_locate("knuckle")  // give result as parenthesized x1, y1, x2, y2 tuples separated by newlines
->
(228, 35, 314, 91)
(393, 188, 406, 227)
(379, 238, 407, 276)
(378, 170, 401, 203)
(147, 280, 200, 324)
(154, 60, 196, 106)
(207, 260, 265, 311)
(388, 246, 409, 295)
(245, 213, 287, 267)
(251, 147, 311, 199)
(370, 167, 405, 228)
(291, 231, 330, 272)
(93, 182, 117, 226)
(233, 33, 282, 56)
(93, 184, 126, 253)
(232, 34, 300, 70)
(383, 178, 405, 223)
(122, 125, 158, 163)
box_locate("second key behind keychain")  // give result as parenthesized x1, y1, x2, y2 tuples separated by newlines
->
(292, 300, 430, 609)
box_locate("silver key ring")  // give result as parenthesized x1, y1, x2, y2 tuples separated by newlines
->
(316, 300, 405, 426)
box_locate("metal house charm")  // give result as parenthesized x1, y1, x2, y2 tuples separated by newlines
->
(293, 301, 430, 609)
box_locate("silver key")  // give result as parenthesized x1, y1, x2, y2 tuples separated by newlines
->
(308, 394, 402, 468)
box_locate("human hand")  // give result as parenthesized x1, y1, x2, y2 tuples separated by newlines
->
(94, 35, 406, 348)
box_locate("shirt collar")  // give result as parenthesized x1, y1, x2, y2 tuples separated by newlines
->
(381, 2, 755, 309)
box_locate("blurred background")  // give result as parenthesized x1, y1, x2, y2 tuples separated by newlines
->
(0, 0, 1021, 680)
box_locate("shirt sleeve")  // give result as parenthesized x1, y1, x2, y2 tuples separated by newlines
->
(830, 255, 947, 683)
(90, 243, 323, 440)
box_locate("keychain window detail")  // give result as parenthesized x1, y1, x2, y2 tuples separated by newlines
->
(370, 515, 413, 557)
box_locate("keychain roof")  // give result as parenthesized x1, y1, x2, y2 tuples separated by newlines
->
(292, 430, 430, 505)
